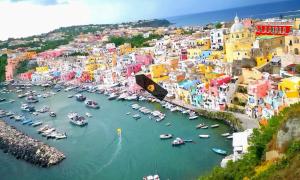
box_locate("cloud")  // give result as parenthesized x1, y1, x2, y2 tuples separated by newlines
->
(9, 0, 70, 6)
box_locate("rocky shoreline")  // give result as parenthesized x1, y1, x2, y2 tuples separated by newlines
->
(0, 120, 65, 167)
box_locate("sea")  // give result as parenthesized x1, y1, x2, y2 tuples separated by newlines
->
(167, 0, 300, 26)
(0, 86, 232, 180)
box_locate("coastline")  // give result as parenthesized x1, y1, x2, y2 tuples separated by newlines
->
(164, 98, 259, 131)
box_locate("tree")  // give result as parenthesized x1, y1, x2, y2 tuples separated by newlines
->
(215, 22, 222, 29)
(0, 54, 8, 82)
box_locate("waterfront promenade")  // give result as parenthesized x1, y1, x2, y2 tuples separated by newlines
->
(164, 98, 260, 130)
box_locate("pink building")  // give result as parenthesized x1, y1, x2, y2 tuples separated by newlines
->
(248, 80, 270, 98)
(19, 72, 32, 81)
(38, 50, 63, 59)
(128, 76, 142, 93)
(126, 63, 142, 77)
(5, 59, 18, 81)
(135, 54, 153, 65)
(210, 75, 231, 87)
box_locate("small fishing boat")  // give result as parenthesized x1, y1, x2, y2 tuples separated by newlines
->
(22, 119, 32, 125)
(0, 98, 6, 102)
(211, 124, 220, 128)
(199, 134, 210, 138)
(133, 114, 141, 119)
(108, 93, 118, 100)
(126, 112, 131, 115)
(172, 137, 185, 146)
(75, 94, 86, 102)
(155, 114, 165, 122)
(55, 132, 67, 140)
(85, 112, 92, 118)
(201, 126, 209, 129)
(212, 148, 227, 155)
(37, 106, 50, 113)
(32, 121, 43, 127)
(26, 96, 39, 103)
(21, 104, 35, 112)
(221, 133, 230, 137)
(226, 135, 233, 139)
(143, 174, 160, 180)
(9, 99, 15, 103)
(196, 123, 205, 129)
(18, 94, 26, 98)
(67, 95, 73, 98)
(159, 134, 173, 139)
(85, 99, 100, 109)
(38, 125, 49, 133)
(189, 114, 199, 120)
(68, 112, 88, 126)
(183, 139, 193, 143)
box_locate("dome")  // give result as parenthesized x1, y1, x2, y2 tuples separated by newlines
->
(230, 15, 244, 33)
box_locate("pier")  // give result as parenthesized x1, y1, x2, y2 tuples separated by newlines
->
(0, 120, 65, 167)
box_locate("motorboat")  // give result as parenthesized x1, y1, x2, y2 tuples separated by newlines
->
(67, 95, 73, 98)
(212, 148, 227, 155)
(26, 96, 39, 103)
(117, 93, 127, 100)
(21, 104, 35, 112)
(196, 123, 205, 129)
(75, 94, 86, 102)
(18, 94, 26, 98)
(22, 119, 32, 125)
(201, 126, 209, 129)
(38, 125, 49, 133)
(199, 134, 210, 138)
(211, 124, 220, 128)
(0, 98, 6, 102)
(68, 112, 88, 126)
(55, 132, 67, 140)
(160, 134, 173, 139)
(38, 106, 50, 113)
(85, 112, 92, 118)
(126, 112, 131, 115)
(172, 137, 185, 146)
(42, 128, 56, 137)
(108, 93, 118, 100)
(226, 135, 233, 139)
(85, 100, 100, 109)
(155, 114, 165, 122)
(49, 112, 57, 117)
(133, 114, 141, 119)
(189, 113, 198, 120)
(14, 115, 24, 121)
(143, 174, 160, 180)
(221, 133, 231, 137)
(131, 104, 140, 110)
(9, 99, 15, 103)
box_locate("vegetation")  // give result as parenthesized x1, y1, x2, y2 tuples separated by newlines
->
(108, 34, 162, 48)
(200, 102, 300, 180)
(66, 52, 89, 57)
(16, 60, 38, 74)
(237, 86, 248, 94)
(215, 22, 222, 29)
(132, 19, 171, 28)
(0, 54, 8, 82)
(295, 64, 300, 74)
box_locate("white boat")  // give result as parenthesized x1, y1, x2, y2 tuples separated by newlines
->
(85, 99, 100, 109)
(85, 112, 92, 117)
(196, 123, 205, 129)
(38, 125, 49, 133)
(37, 106, 50, 113)
(9, 99, 15, 103)
(201, 126, 209, 129)
(55, 132, 67, 140)
(155, 114, 165, 122)
(32, 121, 43, 127)
(133, 114, 141, 119)
(189, 114, 198, 120)
(211, 124, 220, 128)
(143, 174, 160, 180)
(42, 128, 56, 136)
(126, 112, 131, 115)
(49, 111, 56, 117)
(67, 95, 73, 98)
(199, 134, 210, 138)
(131, 104, 140, 110)
(227, 135, 233, 139)
(172, 137, 185, 146)
(160, 134, 173, 139)
(221, 133, 230, 137)
(68, 112, 88, 126)
(165, 122, 171, 126)
(108, 93, 118, 100)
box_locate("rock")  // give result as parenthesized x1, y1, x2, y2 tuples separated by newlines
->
(0, 120, 65, 167)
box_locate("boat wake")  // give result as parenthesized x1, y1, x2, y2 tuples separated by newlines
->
(97, 135, 122, 173)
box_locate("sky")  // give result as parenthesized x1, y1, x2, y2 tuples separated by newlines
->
(0, 0, 288, 40)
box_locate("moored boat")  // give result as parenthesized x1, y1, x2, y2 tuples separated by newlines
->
(159, 134, 173, 139)
(211, 124, 220, 128)
(221, 133, 230, 137)
(32, 121, 43, 127)
(85, 99, 100, 109)
(68, 112, 88, 126)
(75, 94, 86, 102)
(133, 114, 141, 119)
(85, 112, 92, 117)
(212, 148, 227, 155)
(199, 134, 210, 138)
(172, 137, 185, 146)
(49, 111, 57, 117)
(196, 123, 205, 129)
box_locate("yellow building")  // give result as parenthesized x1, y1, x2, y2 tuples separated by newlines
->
(294, 18, 300, 30)
(149, 64, 168, 79)
(241, 68, 263, 85)
(285, 32, 300, 55)
(196, 38, 211, 50)
(187, 48, 202, 59)
(255, 54, 273, 67)
(197, 64, 213, 74)
(225, 15, 255, 62)
(176, 88, 191, 104)
(278, 77, 300, 98)
(119, 43, 132, 55)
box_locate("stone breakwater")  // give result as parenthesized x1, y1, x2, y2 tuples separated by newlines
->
(0, 120, 65, 167)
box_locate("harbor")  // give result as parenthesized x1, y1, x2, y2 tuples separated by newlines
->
(0, 85, 232, 180)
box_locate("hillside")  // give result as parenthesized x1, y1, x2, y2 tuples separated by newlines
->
(200, 102, 300, 180)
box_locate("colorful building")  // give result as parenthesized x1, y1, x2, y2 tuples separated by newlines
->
(278, 77, 300, 98)
(255, 19, 293, 36)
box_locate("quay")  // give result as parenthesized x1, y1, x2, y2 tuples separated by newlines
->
(0, 120, 65, 167)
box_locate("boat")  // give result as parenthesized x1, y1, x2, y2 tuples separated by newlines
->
(117, 93, 127, 100)
(55, 132, 67, 140)
(221, 133, 230, 137)
(32, 121, 43, 127)
(160, 134, 173, 139)
(42, 128, 56, 136)
(143, 174, 160, 180)
(49, 111, 56, 117)
(126, 112, 131, 115)
(9, 99, 15, 103)
(32, 112, 38, 116)
(132, 114, 141, 119)
(199, 134, 210, 138)
(38, 125, 49, 133)
(21, 104, 35, 112)
(26, 96, 39, 103)
(211, 124, 220, 128)
(108, 93, 118, 100)
(155, 114, 165, 122)
(189, 114, 199, 120)
(18, 94, 26, 98)
(165, 122, 171, 126)
(75, 94, 86, 102)
(131, 104, 140, 110)
(172, 137, 185, 146)
(22, 119, 32, 125)
(212, 148, 227, 155)
(85, 112, 92, 117)
(14, 115, 24, 121)
(68, 112, 88, 126)
(67, 95, 73, 98)
(226, 135, 233, 139)
(183, 139, 194, 143)
(37, 106, 50, 113)
(85, 100, 100, 109)
(27, 121, 34, 126)
(196, 123, 205, 129)
(201, 126, 209, 129)
(0, 98, 6, 102)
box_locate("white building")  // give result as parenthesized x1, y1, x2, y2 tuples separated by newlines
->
(210, 28, 228, 50)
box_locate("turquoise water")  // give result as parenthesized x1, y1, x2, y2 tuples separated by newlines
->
(0, 87, 231, 180)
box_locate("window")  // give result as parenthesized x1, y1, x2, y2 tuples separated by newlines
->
(295, 48, 299, 55)
(283, 27, 286, 33)
(242, 34, 244, 37)
(272, 27, 275, 33)
(275, 27, 278, 33)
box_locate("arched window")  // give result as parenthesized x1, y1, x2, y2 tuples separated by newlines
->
(236, 34, 239, 38)
(295, 48, 299, 55)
